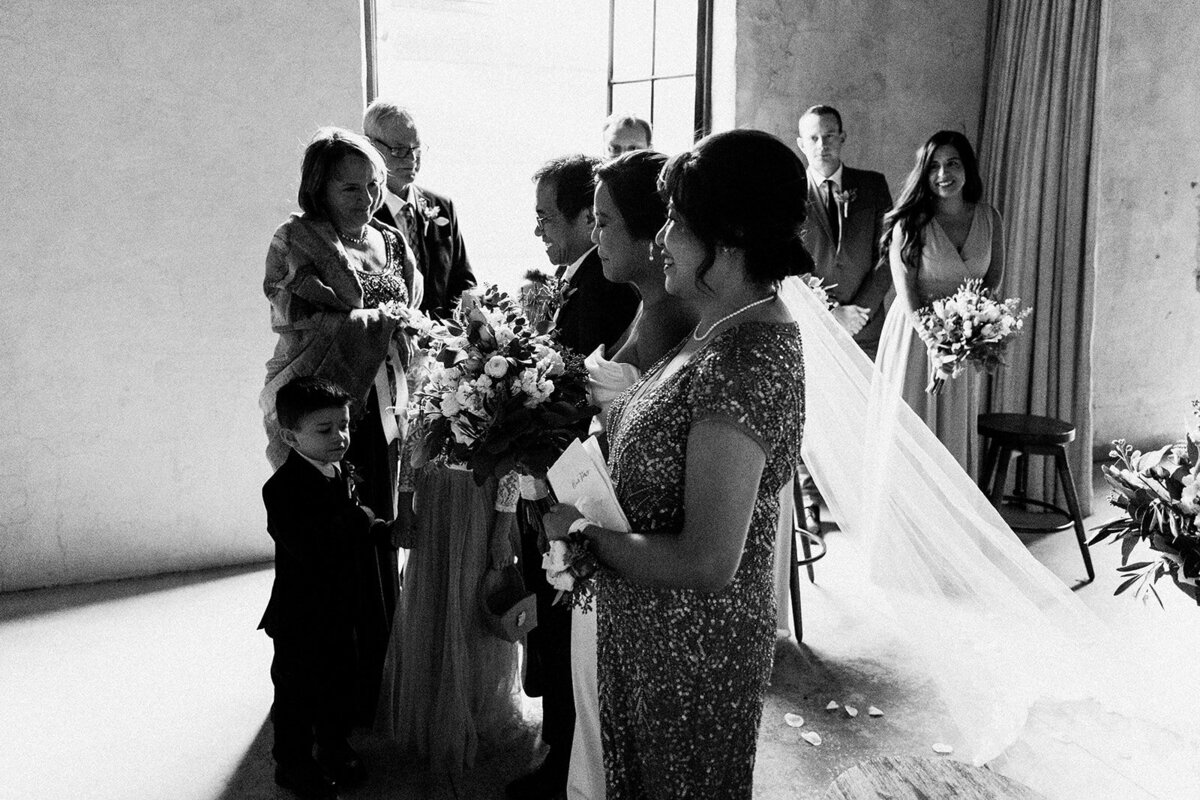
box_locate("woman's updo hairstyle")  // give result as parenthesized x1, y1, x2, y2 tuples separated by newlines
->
(594, 150, 670, 241)
(658, 129, 814, 290)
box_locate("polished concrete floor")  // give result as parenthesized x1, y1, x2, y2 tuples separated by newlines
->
(2, 466, 1198, 800)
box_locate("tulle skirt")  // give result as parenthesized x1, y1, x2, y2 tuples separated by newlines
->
(376, 463, 522, 773)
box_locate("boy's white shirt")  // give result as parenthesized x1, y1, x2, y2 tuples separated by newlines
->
(296, 450, 339, 479)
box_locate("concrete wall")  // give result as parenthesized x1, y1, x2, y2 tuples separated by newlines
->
(1091, 4, 1200, 450)
(0, 1, 364, 591)
(728, 0, 991, 192)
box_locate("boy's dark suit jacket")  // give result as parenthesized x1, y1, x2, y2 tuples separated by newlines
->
(800, 166, 894, 359)
(259, 451, 391, 645)
(553, 247, 639, 357)
(374, 186, 476, 319)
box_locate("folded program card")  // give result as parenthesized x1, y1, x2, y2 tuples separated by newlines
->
(547, 436, 630, 533)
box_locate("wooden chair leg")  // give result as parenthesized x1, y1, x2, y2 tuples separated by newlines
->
(978, 438, 1000, 496)
(800, 525, 816, 583)
(990, 447, 1012, 507)
(1054, 447, 1095, 583)
(789, 530, 803, 642)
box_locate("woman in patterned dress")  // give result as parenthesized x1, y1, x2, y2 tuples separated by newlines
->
(876, 130, 1005, 477)
(260, 127, 423, 726)
(544, 129, 811, 799)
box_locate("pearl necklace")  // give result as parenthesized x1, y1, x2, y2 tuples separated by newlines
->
(338, 226, 370, 247)
(692, 292, 777, 341)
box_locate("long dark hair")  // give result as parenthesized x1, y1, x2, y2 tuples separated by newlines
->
(658, 129, 814, 291)
(881, 130, 983, 272)
(594, 150, 669, 241)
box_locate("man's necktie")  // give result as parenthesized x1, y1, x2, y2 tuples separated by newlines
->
(824, 179, 841, 248)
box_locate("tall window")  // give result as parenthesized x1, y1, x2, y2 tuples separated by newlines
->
(608, 0, 713, 155)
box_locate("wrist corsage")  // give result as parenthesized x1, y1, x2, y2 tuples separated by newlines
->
(543, 517, 600, 612)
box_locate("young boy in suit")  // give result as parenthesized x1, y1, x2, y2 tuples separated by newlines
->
(259, 376, 394, 798)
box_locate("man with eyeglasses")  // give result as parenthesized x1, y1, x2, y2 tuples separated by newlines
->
(364, 100, 476, 318)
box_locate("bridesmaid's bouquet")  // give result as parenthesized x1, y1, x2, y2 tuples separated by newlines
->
(1089, 402, 1200, 606)
(411, 284, 596, 484)
(916, 279, 1031, 394)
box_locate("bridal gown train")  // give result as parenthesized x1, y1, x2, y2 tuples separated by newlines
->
(785, 276, 1199, 799)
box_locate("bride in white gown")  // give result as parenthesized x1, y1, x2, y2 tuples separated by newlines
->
(785, 273, 1199, 799)
(569, 150, 694, 800)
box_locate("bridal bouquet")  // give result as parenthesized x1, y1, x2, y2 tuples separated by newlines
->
(1089, 402, 1200, 606)
(411, 283, 596, 485)
(916, 278, 1031, 394)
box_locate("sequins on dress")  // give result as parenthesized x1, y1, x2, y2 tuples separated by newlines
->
(599, 321, 805, 799)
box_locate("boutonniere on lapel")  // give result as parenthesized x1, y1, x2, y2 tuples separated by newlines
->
(416, 198, 450, 228)
(342, 460, 366, 503)
(831, 186, 857, 220)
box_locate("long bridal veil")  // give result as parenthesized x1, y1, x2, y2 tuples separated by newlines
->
(781, 277, 1198, 797)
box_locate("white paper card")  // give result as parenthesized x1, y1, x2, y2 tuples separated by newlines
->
(548, 437, 631, 533)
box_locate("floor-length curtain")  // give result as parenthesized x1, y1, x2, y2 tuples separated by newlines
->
(977, 0, 1101, 515)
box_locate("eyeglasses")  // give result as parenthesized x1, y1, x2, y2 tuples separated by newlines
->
(370, 137, 423, 160)
(535, 212, 556, 228)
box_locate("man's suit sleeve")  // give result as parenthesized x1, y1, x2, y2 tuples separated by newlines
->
(441, 197, 477, 311)
(849, 172, 895, 313)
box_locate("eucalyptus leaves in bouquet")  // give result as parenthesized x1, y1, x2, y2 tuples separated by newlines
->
(1089, 401, 1200, 606)
(412, 284, 596, 485)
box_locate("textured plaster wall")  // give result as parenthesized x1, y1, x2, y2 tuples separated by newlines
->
(731, 0, 990, 192)
(0, 1, 364, 591)
(1091, 4, 1200, 449)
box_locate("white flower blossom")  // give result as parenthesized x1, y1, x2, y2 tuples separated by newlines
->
(485, 355, 509, 378)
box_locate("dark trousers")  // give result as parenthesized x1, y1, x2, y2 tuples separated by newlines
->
(270, 631, 356, 767)
(345, 387, 399, 726)
(518, 497, 574, 777)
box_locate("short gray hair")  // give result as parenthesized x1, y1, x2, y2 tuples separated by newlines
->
(363, 99, 417, 138)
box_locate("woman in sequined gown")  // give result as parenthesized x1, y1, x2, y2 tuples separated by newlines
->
(876, 130, 1005, 478)
(544, 130, 810, 799)
(261, 127, 423, 724)
(569, 149, 694, 800)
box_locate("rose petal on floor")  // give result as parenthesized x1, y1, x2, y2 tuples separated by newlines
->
(801, 731, 822, 746)
(932, 743, 954, 755)
(868, 706, 883, 717)
(825, 700, 839, 711)
(784, 713, 804, 728)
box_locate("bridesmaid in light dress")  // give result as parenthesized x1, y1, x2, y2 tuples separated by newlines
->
(570, 149, 694, 799)
(876, 130, 1005, 478)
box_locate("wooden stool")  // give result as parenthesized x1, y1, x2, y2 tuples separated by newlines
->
(789, 471, 827, 642)
(977, 413, 1094, 583)
(824, 755, 1048, 799)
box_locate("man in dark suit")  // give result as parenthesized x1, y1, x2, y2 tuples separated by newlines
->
(364, 101, 476, 318)
(795, 104, 894, 531)
(506, 155, 638, 800)
(534, 153, 640, 357)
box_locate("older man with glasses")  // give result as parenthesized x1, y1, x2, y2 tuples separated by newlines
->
(364, 100, 476, 318)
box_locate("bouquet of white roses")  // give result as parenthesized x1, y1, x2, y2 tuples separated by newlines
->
(1089, 402, 1200, 606)
(412, 284, 596, 484)
(916, 278, 1031, 394)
